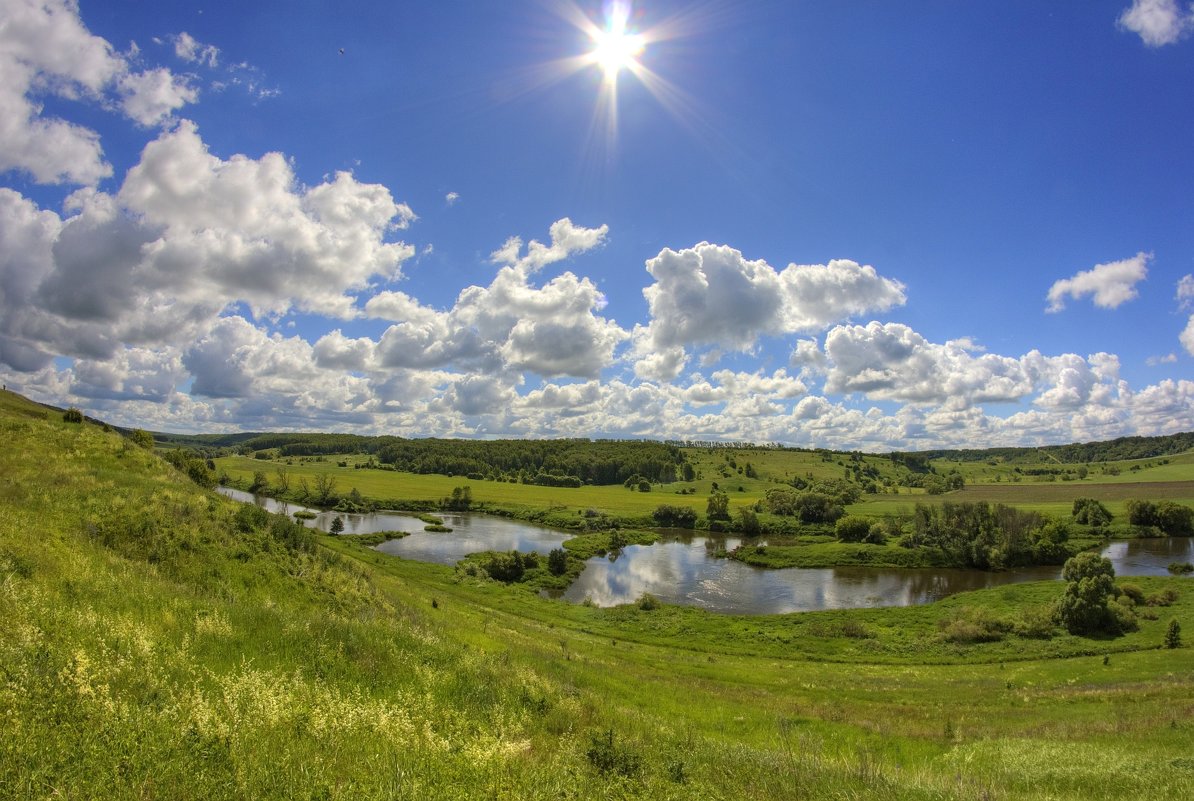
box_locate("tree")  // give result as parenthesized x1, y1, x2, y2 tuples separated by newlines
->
(835, 516, 872, 543)
(248, 470, 270, 493)
(62, 407, 83, 423)
(1165, 618, 1182, 649)
(130, 429, 154, 449)
(737, 508, 761, 535)
(445, 485, 472, 511)
(274, 467, 291, 494)
(652, 504, 697, 528)
(706, 491, 730, 521)
(329, 516, 344, 536)
(1071, 498, 1112, 527)
(313, 473, 337, 505)
(548, 548, 569, 576)
(1055, 553, 1121, 635)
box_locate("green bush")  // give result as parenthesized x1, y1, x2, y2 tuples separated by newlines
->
(835, 516, 872, 543)
(636, 592, 660, 610)
(62, 407, 83, 423)
(547, 548, 568, 576)
(1072, 497, 1112, 526)
(1165, 619, 1182, 649)
(1055, 553, 1127, 635)
(585, 730, 642, 777)
(652, 504, 697, 528)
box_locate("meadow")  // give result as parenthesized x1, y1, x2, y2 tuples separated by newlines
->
(3, 389, 1193, 799)
(213, 439, 1194, 525)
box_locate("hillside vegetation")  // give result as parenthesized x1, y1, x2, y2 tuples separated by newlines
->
(2, 389, 1193, 799)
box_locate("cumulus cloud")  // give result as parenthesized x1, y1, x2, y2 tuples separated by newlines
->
(1177, 274, 1194, 309)
(824, 322, 1033, 407)
(0, 123, 416, 368)
(821, 321, 1126, 417)
(117, 68, 197, 126)
(1182, 316, 1194, 356)
(173, 32, 219, 67)
(0, 0, 198, 185)
(445, 191, 459, 205)
(1045, 252, 1150, 313)
(632, 243, 905, 380)
(490, 217, 608, 273)
(370, 220, 625, 379)
(1118, 0, 1194, 47)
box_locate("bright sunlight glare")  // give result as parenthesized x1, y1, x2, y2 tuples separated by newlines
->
(588, 2, 644, 82)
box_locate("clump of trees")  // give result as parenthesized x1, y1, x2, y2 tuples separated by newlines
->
(547, 548, 569, 576)
(904, 502, 1070, 569)
(1125, 499, 1193, 536)
(443, 485, 473, 511)
(706, 491, 730, 521)
(763, 488, 846, 524)
(652, 505, 697, 528)
(130, 429, 154, 449)
(1071, 498, 1112, 526)
(62, 407, 84, 423)
(164, 448, 216, 489)
(1054, 553, 1136, 635)
(834, 516, 894, 545)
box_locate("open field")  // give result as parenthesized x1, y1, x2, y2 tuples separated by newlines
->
(3, 390, 1194, 798)
(214, 449, 1194, 524)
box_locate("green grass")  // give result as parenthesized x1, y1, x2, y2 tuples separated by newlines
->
(219, 446, 1194, 527)
(4, 389, 1194, 799)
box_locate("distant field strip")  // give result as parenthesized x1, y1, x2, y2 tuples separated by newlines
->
(952, 481, 1194, 503)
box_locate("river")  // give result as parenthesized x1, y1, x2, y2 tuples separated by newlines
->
(216, 487, 1192, 615)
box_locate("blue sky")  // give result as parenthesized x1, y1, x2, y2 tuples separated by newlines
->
(1, 0, 1193, 449)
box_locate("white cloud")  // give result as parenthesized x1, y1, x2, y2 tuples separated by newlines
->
(0, 0, 198, 185)
(1182, 315, 1194, 356)
(824, 322, 1032, 407)
(1118, 0, 1194, 47)
(371, 220, 625, 379)
(490, 216, 608, 274)
(0, 123, 416, 367)
(173, 32, 219, 67)
(117, 68, 197, 126)
(312, 329, 376, 371)
(1147, 353, 1178, 366)
(1177, 274, 1194, 310)
(821, 321, 1129, 416)
(445, 191, 459, 205)
(1045, 252, 1150, 312)
(632, 243, 905, 379)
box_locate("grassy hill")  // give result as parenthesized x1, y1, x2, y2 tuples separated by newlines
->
(2, 388, 1193, 799)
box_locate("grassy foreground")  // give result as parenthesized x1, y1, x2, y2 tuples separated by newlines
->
(2, 391, 1194, 799)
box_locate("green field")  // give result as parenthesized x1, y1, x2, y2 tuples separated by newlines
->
(214, 442, 1194, 525)
(5, 390, 1194, 799)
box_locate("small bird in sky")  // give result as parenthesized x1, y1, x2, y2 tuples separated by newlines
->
(338, 48, 345, 55)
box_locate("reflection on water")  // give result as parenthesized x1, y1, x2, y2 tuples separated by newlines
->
(557, 534, 1194, 614)
(215, 487, 1191, 614)
(373, 516, 569, 565)
(216, 485, 568, 565)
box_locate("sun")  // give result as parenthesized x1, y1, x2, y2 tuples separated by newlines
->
(587, 4, 644, 83)
(590, 21, 644, 82)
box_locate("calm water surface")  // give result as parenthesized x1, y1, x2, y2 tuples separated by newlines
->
(215, 487, 1192, 614)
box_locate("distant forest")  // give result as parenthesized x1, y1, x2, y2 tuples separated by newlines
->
(155, 428, 1194, 483)
(901, 432, 1194, 465)
(156, 430, 685, 486)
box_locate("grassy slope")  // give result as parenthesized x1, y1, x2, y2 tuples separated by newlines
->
(3, 390, 1193, 799)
